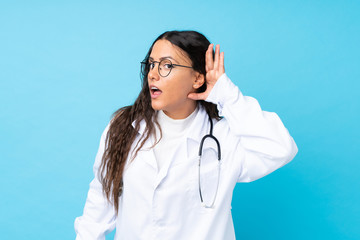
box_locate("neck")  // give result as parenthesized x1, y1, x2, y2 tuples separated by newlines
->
(163, 101, 197, 119)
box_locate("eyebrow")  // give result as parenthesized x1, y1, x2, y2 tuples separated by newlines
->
(149, 56, 179, 63)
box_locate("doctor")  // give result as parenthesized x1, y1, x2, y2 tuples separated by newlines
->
(74, 30, 298, 240)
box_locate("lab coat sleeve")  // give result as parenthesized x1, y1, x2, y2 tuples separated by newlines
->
(74, 124, 117, 240)
(206, 73, 298, 182)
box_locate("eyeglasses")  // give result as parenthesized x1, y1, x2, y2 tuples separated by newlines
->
(140, 59, 192, 77)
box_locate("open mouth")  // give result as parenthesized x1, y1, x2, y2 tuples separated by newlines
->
(150, 86, 162, 97)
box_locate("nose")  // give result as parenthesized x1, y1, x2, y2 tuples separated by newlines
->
(148, 64, 160, 81)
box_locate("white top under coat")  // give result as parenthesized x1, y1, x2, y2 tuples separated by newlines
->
(153, 107, 199, 171)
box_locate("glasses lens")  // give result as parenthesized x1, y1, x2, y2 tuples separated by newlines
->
(159, 59, 172, 77)
(141, 62, 149, 77)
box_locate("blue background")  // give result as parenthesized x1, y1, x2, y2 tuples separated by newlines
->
(1, 1, 359, 239)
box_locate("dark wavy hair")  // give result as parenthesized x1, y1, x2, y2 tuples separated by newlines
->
(99, 30, 220, 213)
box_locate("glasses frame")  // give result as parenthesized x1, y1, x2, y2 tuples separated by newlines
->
(141, 59, 192, 77)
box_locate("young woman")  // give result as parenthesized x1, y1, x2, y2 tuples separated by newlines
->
(74, 30, 298, 240)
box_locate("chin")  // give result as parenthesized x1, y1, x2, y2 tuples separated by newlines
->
(151, 101, 165, 111)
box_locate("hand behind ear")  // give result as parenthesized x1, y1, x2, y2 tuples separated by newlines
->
(188, 44, 225, 100)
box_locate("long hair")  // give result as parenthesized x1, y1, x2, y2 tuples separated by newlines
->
(99, 30, 220, 214)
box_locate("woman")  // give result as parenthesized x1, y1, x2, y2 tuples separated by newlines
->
(74, 30, 298, 240)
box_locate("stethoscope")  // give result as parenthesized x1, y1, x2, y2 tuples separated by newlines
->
(198, 113, 221, 208)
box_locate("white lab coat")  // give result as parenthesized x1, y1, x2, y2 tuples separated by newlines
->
(74, 73, 298, 240)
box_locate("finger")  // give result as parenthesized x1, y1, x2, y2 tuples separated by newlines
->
(206, 44, 214, 72)
(188, 92, 208, 101)
(205, 44, 212, 72)
(214, 44, 220, 70)
(206, 44, 214, 71)
(219, 51, 225, 73)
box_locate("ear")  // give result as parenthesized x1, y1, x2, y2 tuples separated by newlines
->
(193, 72, 205, 89)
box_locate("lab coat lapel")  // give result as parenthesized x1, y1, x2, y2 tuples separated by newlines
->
(154, 142, 187, 188)
(186, 106, 220, 160)
(175, 105, 217, 166)
(137, 144, 158, 171)
(132, 120, 158, 170)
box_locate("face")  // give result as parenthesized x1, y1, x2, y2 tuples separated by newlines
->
(147, 39, 204, 119)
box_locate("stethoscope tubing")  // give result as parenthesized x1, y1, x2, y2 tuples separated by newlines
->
(198, 114, 222, 208)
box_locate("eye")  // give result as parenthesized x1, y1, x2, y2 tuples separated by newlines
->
(164, 63, 173, 69)
(149, 62, 155, 69)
